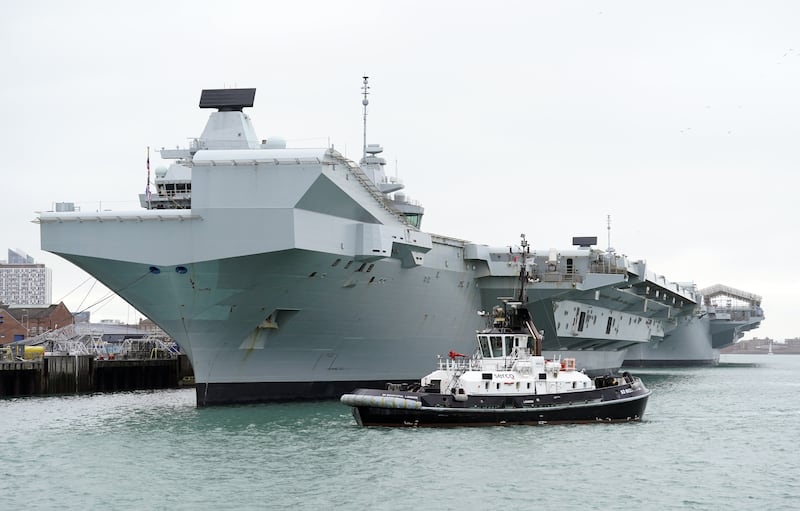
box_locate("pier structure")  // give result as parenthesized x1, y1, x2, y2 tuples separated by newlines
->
(0, 355, 193, 397)
(0, 323, 194, 398)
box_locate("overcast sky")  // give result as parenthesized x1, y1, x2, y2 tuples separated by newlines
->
(2, 1, 797, 340)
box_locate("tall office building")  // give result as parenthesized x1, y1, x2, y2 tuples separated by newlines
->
(7, 248, 34, 265)
(0, 249, 52, 306)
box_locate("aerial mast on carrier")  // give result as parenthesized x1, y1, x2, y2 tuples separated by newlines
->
(361, 76, 370, 161)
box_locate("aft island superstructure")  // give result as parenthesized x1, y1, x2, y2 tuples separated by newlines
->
(623, 283, 764, 366)
(38, 86, 762, 405)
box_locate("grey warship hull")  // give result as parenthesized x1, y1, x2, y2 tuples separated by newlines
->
(54, 246, 486, 405)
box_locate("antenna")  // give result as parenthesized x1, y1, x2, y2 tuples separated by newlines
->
(607, 214, 612, 252)
(361, 76, 370, 161)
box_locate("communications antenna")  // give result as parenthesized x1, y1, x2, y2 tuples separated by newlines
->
(361, 76, 370, 160)
(607, 214, 613, 252)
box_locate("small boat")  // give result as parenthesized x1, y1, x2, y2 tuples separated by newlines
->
(341, 235, 652, 427)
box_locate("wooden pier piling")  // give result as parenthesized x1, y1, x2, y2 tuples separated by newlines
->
(0, 354, 194, 398)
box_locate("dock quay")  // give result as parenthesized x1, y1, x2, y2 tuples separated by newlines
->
(0, 354, 194, 398)
(1, 322, 195, 398)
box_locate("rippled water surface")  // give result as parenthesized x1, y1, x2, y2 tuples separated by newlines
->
(2, 354, 798, 510)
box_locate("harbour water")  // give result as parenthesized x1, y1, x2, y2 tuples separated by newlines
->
(2, 354, 798, 510)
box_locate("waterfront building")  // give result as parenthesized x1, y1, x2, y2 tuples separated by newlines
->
(0, 302, 74, 344)
(7, 248, 34, 265)
(0, 249, 52, 306)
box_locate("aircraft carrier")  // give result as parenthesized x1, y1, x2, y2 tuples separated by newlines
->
(37, 83, 762, 405)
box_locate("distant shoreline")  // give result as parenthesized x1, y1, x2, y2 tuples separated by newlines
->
(721, 347, 800, 355)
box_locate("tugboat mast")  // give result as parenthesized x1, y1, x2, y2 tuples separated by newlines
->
(517, 234, 530, 304)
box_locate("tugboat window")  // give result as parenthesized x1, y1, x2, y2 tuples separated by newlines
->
(504, 337, 515, 357)
(490, 336, 503, 357)
(479, 336, 491, 357)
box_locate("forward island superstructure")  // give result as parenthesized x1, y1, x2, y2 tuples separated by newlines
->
(38, 85, 762, 405)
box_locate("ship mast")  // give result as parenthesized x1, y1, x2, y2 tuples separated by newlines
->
(361, 76, 369, 161)
(517, 234, 530, 304)
(516, 233, 543, 350)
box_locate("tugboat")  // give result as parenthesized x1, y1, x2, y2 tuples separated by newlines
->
(341, 235, 652, 427)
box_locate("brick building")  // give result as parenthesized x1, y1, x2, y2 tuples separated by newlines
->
(0, 302, 74, 344)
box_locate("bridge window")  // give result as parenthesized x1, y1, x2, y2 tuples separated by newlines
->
(504, 337, 517, 356)
(490, 336, 504, 357)
(479, 336, 491, 357)
(404, 214, 422, 228)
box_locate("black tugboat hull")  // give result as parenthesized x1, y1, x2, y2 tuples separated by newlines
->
(342, 385, 651, 427)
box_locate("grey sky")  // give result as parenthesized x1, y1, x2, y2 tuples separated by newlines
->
(2, 1, 797, 339)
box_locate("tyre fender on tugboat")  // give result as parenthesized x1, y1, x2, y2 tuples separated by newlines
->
(452, 386, 468, 402)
